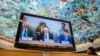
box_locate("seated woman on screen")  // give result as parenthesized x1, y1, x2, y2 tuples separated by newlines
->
(35, 22, 47, 40)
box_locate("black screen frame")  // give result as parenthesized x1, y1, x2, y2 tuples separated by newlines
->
(14, 12, 76, 51)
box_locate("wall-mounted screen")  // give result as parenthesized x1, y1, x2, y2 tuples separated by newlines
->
(14, 13, 75, 51)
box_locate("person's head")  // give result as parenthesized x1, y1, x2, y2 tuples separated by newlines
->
(23, 17, 27, 22)
(63, 29, 69, 35)
(87, 47, 97, 55)
(44, 27, 49, 33)
(39, 22, 46, 27)
(23, 23, 30, 29)
(61, 23, 65, 28)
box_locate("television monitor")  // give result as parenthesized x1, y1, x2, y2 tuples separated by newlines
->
(14, 13, 76, 51)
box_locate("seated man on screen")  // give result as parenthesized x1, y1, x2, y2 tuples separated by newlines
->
(40, 27, 54, 43)
(59, 23, 66, 34)
(21, 23, 34, 40)
(59, 29, 72, 45)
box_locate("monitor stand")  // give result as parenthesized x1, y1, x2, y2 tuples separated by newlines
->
(43, 51, 49, 56)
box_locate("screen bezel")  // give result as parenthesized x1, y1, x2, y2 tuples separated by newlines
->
(14, 12, 76, 51)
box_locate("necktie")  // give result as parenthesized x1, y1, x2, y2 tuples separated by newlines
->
(23, 30, 27, 37)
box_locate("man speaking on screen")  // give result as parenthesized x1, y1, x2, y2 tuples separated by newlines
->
(40, 27, 54, 43)
(59, 29, 72, 45)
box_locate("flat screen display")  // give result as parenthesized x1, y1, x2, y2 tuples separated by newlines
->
(14, 13, 75, 51)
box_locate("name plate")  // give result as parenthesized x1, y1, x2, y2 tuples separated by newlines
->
(22, 37, 33, 40)
(61, 41, 69, 44)
(44, 39, 54, 43)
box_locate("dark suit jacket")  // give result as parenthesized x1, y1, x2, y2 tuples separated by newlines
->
(26, 29, 34, 37)
(35, 26, 42, 40)
(20, 27, 34, 39)
(40, 32, 53, 41)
